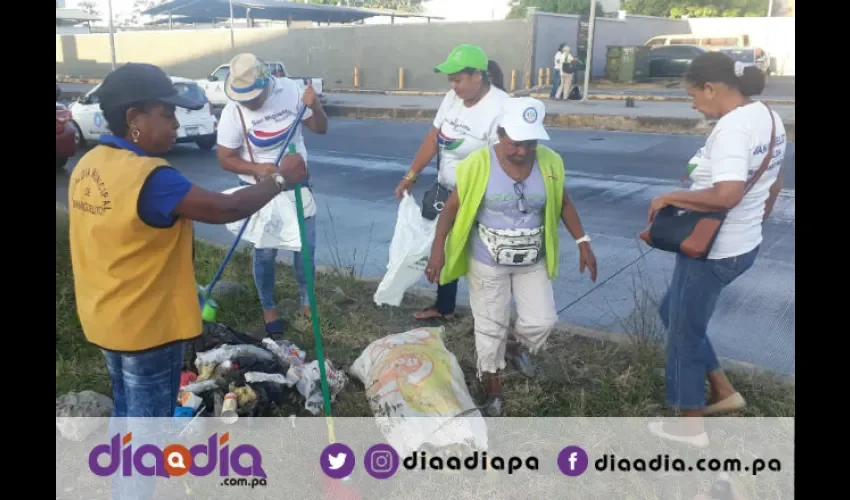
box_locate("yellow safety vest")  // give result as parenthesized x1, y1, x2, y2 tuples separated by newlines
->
(68, 145, 201, 352)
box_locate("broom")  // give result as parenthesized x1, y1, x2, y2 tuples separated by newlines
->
(289, 131, 361, 500)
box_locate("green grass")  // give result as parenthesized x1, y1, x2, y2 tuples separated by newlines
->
(55, 208, 794, 417)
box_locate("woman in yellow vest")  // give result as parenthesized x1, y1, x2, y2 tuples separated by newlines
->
(423, 97, 598, 416)
(67, 63, 307, 418)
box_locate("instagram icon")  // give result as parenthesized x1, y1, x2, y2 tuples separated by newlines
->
(364, 444, 399, 479)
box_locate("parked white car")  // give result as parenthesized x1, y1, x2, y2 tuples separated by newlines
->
(69, 76, 218, 150)
(197, 60, 325, 107)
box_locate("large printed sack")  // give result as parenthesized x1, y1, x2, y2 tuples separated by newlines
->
(223, 186, 317, 252)
(373, 192, 438, 306)
(349, 326, 488, 457)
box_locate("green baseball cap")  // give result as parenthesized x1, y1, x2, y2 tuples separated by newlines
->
(434, 44, 489, 74)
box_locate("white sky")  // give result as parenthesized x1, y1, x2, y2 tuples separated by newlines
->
(67, 0, 513, 23)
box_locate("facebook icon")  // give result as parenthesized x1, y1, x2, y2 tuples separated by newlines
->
(557, 446, 589, 476)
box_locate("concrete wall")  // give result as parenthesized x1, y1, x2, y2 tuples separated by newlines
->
(589, 15, 688, 78)
(686, 16, 795, 75)
(532, 13, 580, 75)
(56, 20, 531, 92)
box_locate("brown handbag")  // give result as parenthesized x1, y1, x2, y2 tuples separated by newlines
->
(639, 102, 777, 259)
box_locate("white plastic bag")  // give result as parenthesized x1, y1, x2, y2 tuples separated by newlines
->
(223, 186, 317, 252)
(373, 192, 438, 306)
(349, 326, 488, 457)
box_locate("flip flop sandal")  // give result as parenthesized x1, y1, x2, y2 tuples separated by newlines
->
(413, 307, 455, 320)
(264, 319, 286, 337)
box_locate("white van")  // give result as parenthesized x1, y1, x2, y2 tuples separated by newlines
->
(645, 34, 750, 49)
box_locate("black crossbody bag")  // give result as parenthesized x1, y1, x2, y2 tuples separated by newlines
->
(639, 102, 776, 259)
(421, 130, 452, 221)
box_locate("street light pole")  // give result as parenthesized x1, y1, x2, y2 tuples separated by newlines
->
(580, 0, 597, 103)
(107, 0, 117, 70)
(229, 0, 235, 49)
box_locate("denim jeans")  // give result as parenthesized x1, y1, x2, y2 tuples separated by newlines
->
(434, 279, 458, 315)
(253, 214, 316, 309)
(102, 341, 185, 500)
(102, 341, 185, 417)
(659, 246, 759, 409)
(549, 69, 561, 99)
(239, 180, 317, 310)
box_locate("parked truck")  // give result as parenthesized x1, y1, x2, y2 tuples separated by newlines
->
(196, 60, 325, 107)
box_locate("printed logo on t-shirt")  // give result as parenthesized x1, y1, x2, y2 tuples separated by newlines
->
(248, 123, 293, 151)
(438, 129, 464, 151)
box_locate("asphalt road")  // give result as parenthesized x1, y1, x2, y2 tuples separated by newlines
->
(55, 120, 796, 375)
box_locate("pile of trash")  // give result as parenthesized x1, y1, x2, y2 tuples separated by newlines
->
(175, 321, 347, 420)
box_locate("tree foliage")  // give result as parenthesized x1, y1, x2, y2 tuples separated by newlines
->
(306, 0, 425, 12)
(621, 0, 776, 18)
(506, 0, 605, 19)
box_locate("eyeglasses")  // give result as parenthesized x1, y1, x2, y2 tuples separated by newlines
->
(514, 182, 528, 214)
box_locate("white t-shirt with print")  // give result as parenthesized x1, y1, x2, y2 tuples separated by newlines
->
(432, 86, 509, 189)
(554, 51, 565, 69)
(686, 101, 787, 260)
(217, 77, 314, 185)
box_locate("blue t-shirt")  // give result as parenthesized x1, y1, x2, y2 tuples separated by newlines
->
(99, 135, 193, 227)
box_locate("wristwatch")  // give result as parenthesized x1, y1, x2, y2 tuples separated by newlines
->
(272, 173, 286, 191)
(576, 235, 591, 245)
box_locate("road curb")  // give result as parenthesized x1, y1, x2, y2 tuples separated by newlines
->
(58, 90, 794, 139)
(323, 104, 796, 140)
(324, 87, 794, 105)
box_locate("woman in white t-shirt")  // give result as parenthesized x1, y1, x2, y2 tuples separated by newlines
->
(394, 46, 528, 350)
(646, 52, 786, 445)
(550, 43, 566, 100)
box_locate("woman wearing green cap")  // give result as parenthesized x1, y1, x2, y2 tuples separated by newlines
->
(394, 44, 515, 324)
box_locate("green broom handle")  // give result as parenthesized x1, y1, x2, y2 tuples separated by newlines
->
(291, 149, 333, 418)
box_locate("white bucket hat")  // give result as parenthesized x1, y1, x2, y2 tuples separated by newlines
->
(224, 53, 272, 102)
(500, 97, 550, 142)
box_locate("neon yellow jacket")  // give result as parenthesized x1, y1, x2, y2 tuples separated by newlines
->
(440, 145, 566, 285)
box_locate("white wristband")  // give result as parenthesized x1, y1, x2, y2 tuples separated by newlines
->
(576, 235, 591, 244)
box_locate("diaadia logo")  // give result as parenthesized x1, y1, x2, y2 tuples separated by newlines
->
(88, 432, 267, 480)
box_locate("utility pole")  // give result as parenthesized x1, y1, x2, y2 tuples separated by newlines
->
(107, 0, 116, 70)
(229, 0, 235, 49)
(580, 0, 597, 103)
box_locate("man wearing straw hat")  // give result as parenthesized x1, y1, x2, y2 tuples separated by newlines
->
(216, 53, 329, 336)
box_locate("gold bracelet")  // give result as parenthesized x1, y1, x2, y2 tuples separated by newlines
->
(403, 171, 418, 182)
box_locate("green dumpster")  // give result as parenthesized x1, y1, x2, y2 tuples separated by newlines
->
(605, 46, 651, 83)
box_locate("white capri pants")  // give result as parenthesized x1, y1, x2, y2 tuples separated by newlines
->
(466, 257, 558, 377)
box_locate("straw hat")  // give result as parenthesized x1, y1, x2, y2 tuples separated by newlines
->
(224, 53, 272, 102)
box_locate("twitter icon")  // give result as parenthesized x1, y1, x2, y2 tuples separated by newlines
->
(320, 443, 355, 479)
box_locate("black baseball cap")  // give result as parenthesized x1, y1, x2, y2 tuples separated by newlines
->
(95, 62, 205, 111)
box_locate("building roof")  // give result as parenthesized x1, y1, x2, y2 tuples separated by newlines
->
(143, 0, 440, 23)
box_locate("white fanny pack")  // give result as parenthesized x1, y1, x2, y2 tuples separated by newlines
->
(477, 224, 544, 266)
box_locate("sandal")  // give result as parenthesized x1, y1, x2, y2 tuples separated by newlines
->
(413, 307, 455, 320)
(264, 319, 286, 337)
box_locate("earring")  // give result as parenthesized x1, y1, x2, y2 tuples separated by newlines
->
(131, 128, 141, 143)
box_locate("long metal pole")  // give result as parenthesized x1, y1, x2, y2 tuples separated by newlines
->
(107, 0, 116, 70)
(580, 0, 597, 103)
(229, 0, 235, 49)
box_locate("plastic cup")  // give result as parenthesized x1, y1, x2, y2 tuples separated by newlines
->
(220, 392, 238, 424)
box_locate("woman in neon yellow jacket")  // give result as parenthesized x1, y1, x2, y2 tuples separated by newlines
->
(424, 97, 598, 416)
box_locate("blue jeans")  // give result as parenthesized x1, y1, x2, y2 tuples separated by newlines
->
(239, 180, 317, 310)
(659, 246, 759, 409)
(253, 214, 316, 309)
(102, 341, 185, 417)
(102, 342, 185, 500)
(549, 69, 561, 99)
